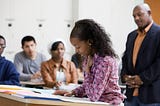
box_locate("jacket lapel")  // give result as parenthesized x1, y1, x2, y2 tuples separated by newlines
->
(136, 24, 154, 64)
(129, 31, 138, 72)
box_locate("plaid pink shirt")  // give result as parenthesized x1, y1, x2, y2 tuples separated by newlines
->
(73, 54, 124, 105)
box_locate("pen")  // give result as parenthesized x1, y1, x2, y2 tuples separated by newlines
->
(33, 91, 41, 94)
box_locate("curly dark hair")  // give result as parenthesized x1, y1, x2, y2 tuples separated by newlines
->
(70, 19, 117, 58)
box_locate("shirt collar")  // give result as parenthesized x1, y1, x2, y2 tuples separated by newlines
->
(137, 21, 153, 34)
(52, 58, 67, 69)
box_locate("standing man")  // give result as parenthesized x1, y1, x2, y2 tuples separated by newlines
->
(121, 3, 160, 106)
(14, 36, 46, 81)
(0, 35, 20, 85)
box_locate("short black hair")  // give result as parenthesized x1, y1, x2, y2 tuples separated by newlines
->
(0, 35, 6, 44)
(50, 41, 64, 51)
(21, 35, 36, 46)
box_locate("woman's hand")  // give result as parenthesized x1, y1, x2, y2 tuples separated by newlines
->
(53, 90, 75, 97)
(53, 90, 68, 96)
(64, 91, 75, 97)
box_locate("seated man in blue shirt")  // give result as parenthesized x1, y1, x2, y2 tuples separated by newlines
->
(0, 35, 20, 85)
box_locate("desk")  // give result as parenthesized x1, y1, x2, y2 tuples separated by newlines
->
(20, 81, 45, 88)
(20, 81, 45, 86)
(0, 93, 113, 106)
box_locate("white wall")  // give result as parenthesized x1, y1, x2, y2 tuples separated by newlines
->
(77, 0, 144, 59)
(0, 0, 143, 62)
(0, 0, 73, 61)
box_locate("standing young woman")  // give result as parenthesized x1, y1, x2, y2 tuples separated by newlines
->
(54, 19, 124, 105)
(41, 41, 78, 88)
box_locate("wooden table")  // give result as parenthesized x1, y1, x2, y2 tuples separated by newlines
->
(0, 93, 112, 106)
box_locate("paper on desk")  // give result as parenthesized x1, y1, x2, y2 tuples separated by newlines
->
(6, 87, 107, 105)
(21, 86, 109, 105)
(0, 85, 26, 95)
(59, 96, 124, 106)
(12, 91, 110, 105)
(22, 87, 55, 95)
(58, 83, 80, 91)
(0, 85, 121, 105)
(12, 90, 63, 101)
(0, 85, 22, 90)
(57, 95, 110, 105)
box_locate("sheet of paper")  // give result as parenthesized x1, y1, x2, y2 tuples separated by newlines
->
(0, 85, 123, 105)
(58, 83, 80, 91)
(0, 85, 22, 90)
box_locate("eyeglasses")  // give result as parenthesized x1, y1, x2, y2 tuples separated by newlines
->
(0, 44, 6, 49)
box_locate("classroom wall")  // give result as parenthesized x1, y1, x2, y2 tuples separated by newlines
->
(0, 0, 73, 60)
(77, 0, 144, 58)
(0, 0, 143, 61)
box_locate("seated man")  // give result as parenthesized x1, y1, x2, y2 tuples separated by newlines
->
(14, 35, 46, 81)
(0, 35, 20, 85)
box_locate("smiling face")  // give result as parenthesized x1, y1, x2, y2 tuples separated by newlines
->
(70, 37, 91, 57)
(133, 5, 152, 30)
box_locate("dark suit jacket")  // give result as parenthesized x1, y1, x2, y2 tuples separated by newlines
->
(121, 23, 160, 104)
